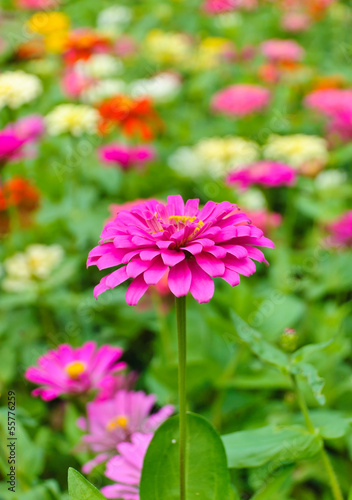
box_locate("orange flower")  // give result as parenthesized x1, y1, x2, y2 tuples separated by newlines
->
(0, 177, 40, 234)
(98, 95, 163, 140)
(64, 29, 112, 64)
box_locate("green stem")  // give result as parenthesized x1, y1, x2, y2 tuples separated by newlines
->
(175, 295, 187, 500)
(291, 375, 344, 500)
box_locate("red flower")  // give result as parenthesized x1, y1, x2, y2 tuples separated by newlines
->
(98, 96, 162, 140)
(64, 28, 112, 65)
(0, 177, 40, 234)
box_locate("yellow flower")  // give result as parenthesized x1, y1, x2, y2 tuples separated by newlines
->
(145, 30, 191, 65)
(193, 37, 234, 70)
(27, 12, 70, 53)
(263, 134, 328, 168)
(45, 104, 99, 136)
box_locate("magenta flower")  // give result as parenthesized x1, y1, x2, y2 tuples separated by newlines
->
(102, 432, 152, 500)
(80, 390, 174, 472)
(226, 161, 296, 190)
(260, 39, 305, 63)
(25, 342, 126, 401)
(0, 115, 45, 165)
(326, 211, 352, 248)
(245, 210, 282, 233)
(98, 144, 156, 171)
(87, 195, 274, 305)
(211, 84, 270, 117)
(203, 0, 257, 13)
(304, 89, 352, 142)
(95, 372, 138, 401)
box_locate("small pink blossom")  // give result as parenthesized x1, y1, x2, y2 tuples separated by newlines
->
(114, 36, 138, 58)
(0, 115, 45, 165)
(16, 0, 60, 8)
(25, 342, 126, 401)
(227, 161, 296, 190)
(326, 211, 352, 248)
(98, 144, 156, 171)
(211, 84, 270, 117)
(88, 195, 274, 305)
(281, 12, 311, 32)
(245, 210, 282, 233)
(202, 0, 257, 14)
(102, 432, 152, 500)
(61, 70, 94, 99)
(260, 39, 305, 63)
(80, 390, 173, 472)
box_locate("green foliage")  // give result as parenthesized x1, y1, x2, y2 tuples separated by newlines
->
(140, 413, 232, 499)
(68, 469, 105, 500)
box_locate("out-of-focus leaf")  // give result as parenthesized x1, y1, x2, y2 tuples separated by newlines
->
(222, 425, 322, 469)
(230, 312, 289, 371)
(308, 410, 351, 439)
(68, 468, 104, 500)
(140, 413, 232, 500)
(290, 362, 326, 405)
(250, 467, 294, 500)
(292, 338, 335, 362)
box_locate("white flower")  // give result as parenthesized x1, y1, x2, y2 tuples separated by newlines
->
(97, 6, 132, 30)
(169, 137, 259, 178)
(75, 54, 123, 79)
(130, 73, 181, 103)
(315, 170, 347, 190)
(0, 71, 42, 109)
(2, 244, 64, 293)
(263, 134, 329, 168)
(82, 79, 127, 104)
(45, 104, 99, 136)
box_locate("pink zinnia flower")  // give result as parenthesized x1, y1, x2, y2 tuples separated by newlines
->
(211, 84, 270, 117)
(25, 342, 126, 401)
(61, 70, 94, 99)
(95, 372, 138, 402)
(326, 211, 352, 248)
(245, 210, 282, 233)
(260, 39, 305, 63)
(98, 144, 155, 171)
(87, 195, 274, 305)
(203, 0, 257, 13)
(16, 0, 60, 8)
(227, 161, 296, 190)
(80, 390, 174, 472)
(281, 12, 311, 32)
(304, 88, 352, 142)
(102, 432, 152, 500)
(0, 115, 45, 165)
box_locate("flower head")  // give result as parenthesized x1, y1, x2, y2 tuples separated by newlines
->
(0, 178, 40, 234)
(80, 390, 173, 472)
(226, 161, 297, 190)
(98, 95, 162, 140)
(260, 39, 305, 63)
(98, 144, 155, 171)
(168, 137, 259, 179)
(144, 30, 192, 66)
(25, 342, 126, 401)
(102, 432, 152, 500)
(227, 160, 296, 189)
(326, 211, 352, 248)
(263, 134, 328, 169)
(2, 244, 63, 292)
(45, 104, 99, 136)
(63, 28, 112, 64)
(0, 71, 42, 109)
(211, 84, 270, 117)
(0, 115, 45, 165)
(130, 72, 181, 104)
(88, 195, 274, 305)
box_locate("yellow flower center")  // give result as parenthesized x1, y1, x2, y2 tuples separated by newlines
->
(65, 361, 87, 379)
(106, 416, 129, 432)
(169, 215, 204, 229)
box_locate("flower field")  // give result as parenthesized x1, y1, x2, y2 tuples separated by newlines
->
(0, 0, 352, 499)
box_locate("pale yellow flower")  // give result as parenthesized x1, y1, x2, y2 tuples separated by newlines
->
(193, 37, 233, 70)
(145, 30, 192, 65)
(263, 134, 328, 168)
(45, 104, 99, 136)
(0, 71, 42, 109)
(2, 245, 64, 293)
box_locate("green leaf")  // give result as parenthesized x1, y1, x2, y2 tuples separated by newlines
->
(222, 425, 322, 469)
(292, 339, 335, 363)
(230, 312, 289, 371)
(140, 412, 231, 500)
(290, 362, 326, 405)
(68, 468, 105, 500)
(307, 410, 351, 439)
(250, 467, 294, 500)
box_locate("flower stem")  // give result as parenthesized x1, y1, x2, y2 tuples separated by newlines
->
(291, 375, 344, 500)
(175, 295, 187, 500)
